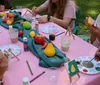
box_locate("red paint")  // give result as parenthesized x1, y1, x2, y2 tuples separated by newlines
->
(83, 69, 88, 72)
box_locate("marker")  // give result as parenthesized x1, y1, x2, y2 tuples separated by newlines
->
(55, 31, 65, 37)
(26, 60, 33, 75)
(30, 71, 45, 83)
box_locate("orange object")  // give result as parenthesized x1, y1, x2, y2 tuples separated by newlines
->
(20, 21, 24, 25)
(42, 42, 47, 49)
(8, 13, 14, 18)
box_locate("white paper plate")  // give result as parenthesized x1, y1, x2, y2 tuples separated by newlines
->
(0, 44, 21, 58)
(75, 56, 100, 74)
(40, 25, 59, 34)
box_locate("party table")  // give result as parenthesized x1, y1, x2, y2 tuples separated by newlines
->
(0, 8, 100, 85)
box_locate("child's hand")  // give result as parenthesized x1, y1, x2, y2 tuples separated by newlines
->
(38, 15, 48, 23)
(95, 48, 100, 61)
(32, 6, 38, 16)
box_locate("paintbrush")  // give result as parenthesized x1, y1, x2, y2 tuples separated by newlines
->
(55, 31, 65, 37)
(87, 56, 95, 65)
(8, 48, 20, 61)
(30, 71, 45, 83)
(26, 60, 33, 75)
(65, 27, 75, 40)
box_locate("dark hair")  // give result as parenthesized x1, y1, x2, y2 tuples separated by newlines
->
(48, 0, 68, 19)
(0, 0, 12, 9)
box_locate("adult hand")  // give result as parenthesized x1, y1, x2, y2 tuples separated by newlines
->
(95, 48, 100, 61)
(38, 15, 48, 23)
(32, 6, 38, 16)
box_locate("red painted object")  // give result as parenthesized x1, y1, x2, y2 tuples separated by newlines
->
(34, 35, 45, 45)
(83, 69, 88, 72)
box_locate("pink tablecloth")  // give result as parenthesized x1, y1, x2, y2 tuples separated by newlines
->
(0, 8, 100, 85)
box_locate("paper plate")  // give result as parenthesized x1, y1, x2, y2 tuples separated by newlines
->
(75, 56, 100, 74)
(40, 25, 59, 34)
(0, 44, 21, 58)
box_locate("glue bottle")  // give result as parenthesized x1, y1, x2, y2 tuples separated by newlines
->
(23, 37, 28, 52)
(9, 25, 13, 38)
(34, 18, 39, 33)
(9, 25, 13, 33)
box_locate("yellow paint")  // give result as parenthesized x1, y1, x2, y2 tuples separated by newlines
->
(71, 65, 75, 73)
(88, 17, 92, 25)
(44, 43, 56, 57)
(30, 31, 35, 38)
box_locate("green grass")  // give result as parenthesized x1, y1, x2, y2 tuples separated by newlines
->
(11, 0, 45, 8)
(11, 0, 100, 35)
(75, 0, 100, 34)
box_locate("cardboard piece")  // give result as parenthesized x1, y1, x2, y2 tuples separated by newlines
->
(64, 60, 80, 83)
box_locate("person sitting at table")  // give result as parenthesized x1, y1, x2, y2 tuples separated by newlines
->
(0, 0, 12, 12)
(0, 52, 8, 85)
(85, 14, 100, 48)
(95, 47, 100, 61)
(32, 0, 76, 30)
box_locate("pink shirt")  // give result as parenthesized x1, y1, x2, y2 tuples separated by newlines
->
(40, 0, 76, 29)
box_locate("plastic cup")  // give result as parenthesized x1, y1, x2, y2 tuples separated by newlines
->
(9, 29, 18, 43)
(24, 12, 33, 22)
(48, 26, 56, 41)
(45, 67, 60, 84)
(61, 35, 71, 51)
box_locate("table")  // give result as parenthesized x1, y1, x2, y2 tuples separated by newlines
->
(0, 8, 100, 85)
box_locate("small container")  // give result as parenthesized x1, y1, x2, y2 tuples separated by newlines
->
(34, 20, 39, 33)
(23, 37, 28, 52)
(22, 77, 30, 85)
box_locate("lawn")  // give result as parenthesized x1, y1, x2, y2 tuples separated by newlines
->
(11, 0, 100, 35)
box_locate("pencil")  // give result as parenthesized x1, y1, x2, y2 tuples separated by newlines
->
(30, 71, 45, 83)
(26, 60, 33, 75)
(55, 31, 65, 37)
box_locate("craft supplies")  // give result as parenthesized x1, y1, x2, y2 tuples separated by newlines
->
(22, 77, 30, 85)
(55, 31, 65, 37)
(23, 37, 28, 52)
(26, 60, 33, 75)
(30, 71, 45, 83)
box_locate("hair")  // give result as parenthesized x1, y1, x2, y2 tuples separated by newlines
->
(0, 0, 11, 9)
(48, 0, 68, 19)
